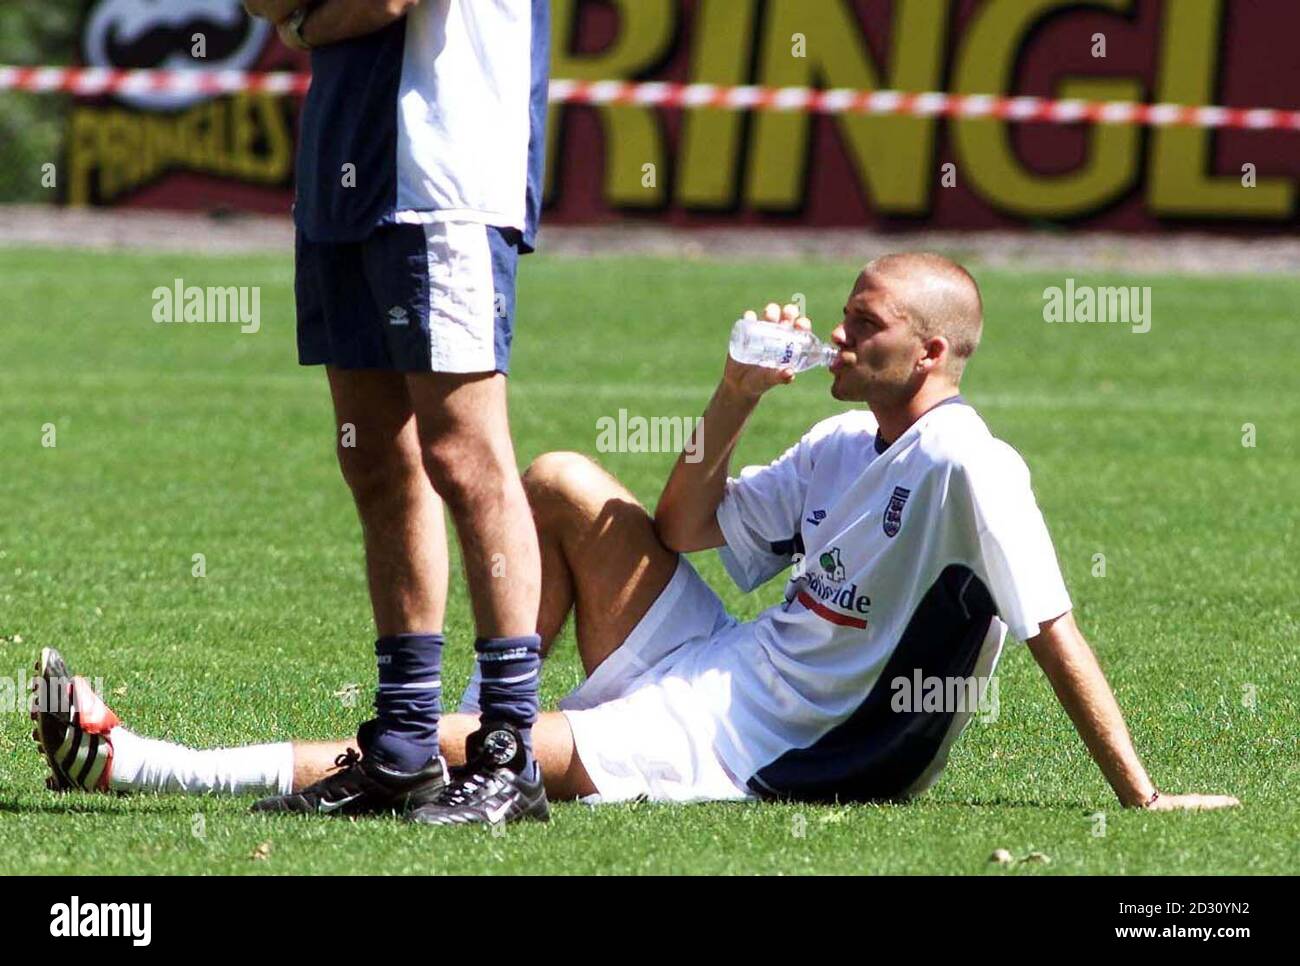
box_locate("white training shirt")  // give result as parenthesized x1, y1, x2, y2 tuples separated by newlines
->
(704, 397, 1072, 801)
(394, 0, 539, 233)
(294, 0, 546, 245)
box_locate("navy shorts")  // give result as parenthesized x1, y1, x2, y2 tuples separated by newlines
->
(296, 220, 520, 374)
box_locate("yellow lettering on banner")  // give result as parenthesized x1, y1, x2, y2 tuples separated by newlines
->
(677, 0, 759, 208)
(66, 110, 100, 206)
(234, 94, 258, 178)
(148, 112, 187, 182)
(549, 0, 675, 207)
(952, 0, 1141, 219)
(64, 95, 295, 205)
(1148, 0, 1292, 218)
(101, 111, 130, 200)
(747, 0, 948, 213)
(194, 100, 218, 172)
(251, 94, 294, 182)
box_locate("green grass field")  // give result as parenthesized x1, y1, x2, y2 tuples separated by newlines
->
(0, 246, 1297, 875)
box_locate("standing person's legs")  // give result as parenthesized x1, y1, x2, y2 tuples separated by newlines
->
(296, 446, 681, 800)
(405, 371, 543, 763)
(326, 368, 449, 775)
(326, 368, 448, 638)
(292, 226, 454, 784)
(406, 373, 539, 639)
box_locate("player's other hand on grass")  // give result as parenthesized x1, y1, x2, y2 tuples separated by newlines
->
(723, 302, 812, 400)
(244, 0, 301, 25)
(1143, 792, 1241, 812)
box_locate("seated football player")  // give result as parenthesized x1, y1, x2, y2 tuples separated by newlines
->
(32, 253, 1238, 815)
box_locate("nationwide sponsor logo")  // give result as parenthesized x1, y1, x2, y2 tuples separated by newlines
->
(798, 548, 870, 629)
(883, 486, 911, 538)
(818, 547, 846, 581)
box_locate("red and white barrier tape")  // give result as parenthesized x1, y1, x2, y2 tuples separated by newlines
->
(1, 65, 1297, 131)
(0, 65, 311, 97)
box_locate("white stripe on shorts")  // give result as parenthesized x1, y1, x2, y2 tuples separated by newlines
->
(422, 221, 497, 373)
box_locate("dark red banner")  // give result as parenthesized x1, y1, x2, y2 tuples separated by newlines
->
(64, 0, 1300, 232)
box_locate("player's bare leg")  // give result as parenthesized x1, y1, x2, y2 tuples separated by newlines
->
(252, 370, 551, 819)
(404, 373, 539, 638)
(402, 371, 549, 825)
(327, 368, 448, 636)
(522, 450, 680, 673)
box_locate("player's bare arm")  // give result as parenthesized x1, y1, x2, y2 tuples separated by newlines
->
(1026, 611, 1239, 811)
(272, 0, 421, 50)
(655, 302, 810, 552)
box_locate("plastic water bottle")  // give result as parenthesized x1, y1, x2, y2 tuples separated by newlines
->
(728, 316, 837, 372)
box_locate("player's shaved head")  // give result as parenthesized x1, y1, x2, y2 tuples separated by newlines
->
(861, 252, 983, 381)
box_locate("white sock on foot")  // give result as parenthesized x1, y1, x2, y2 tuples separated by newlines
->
(107, 727, 294, 796)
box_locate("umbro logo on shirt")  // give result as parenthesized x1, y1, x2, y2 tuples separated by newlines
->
(806, 509, 826, 526)
(387, 306, 410, 326)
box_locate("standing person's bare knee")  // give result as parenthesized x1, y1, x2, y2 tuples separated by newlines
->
(420, 433, 506, 513)
(337, 439, 426, 514)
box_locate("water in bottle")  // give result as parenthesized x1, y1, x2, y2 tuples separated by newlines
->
(728, 316, 837, 372)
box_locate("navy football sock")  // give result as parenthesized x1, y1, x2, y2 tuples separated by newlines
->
(474, 635, 541, 758)
(368, 633, 443, 773)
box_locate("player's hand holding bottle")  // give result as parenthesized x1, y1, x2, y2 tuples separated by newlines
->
(724, 302, 834, 400)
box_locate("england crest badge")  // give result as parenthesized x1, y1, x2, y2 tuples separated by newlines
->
(883, 486, 911, 538)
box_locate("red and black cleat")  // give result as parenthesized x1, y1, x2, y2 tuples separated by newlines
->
(30, 647, 119, 793)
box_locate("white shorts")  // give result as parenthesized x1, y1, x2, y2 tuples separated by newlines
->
(558, 558, 758, 804)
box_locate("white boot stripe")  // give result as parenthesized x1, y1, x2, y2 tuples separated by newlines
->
(77, 735, 104, 788)
(82, 750, 108, 790)
(69, 739, 92, 778)
(58, 727, 84, 772)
